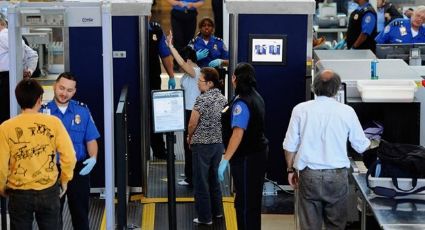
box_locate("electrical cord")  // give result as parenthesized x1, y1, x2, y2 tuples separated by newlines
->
(264, 177, 294, 195)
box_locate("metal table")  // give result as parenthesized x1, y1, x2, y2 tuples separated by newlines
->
(352, 173, 425, 230)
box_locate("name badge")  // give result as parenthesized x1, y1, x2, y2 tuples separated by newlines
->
(400, 26, 407, 36)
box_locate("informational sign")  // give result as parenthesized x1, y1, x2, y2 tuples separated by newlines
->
(152, 90, 185, 133)
(249, 34, 287, 65)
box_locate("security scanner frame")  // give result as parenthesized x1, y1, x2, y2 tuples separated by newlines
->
(226, 0, 315, 194)
(7, 1, 152, 229)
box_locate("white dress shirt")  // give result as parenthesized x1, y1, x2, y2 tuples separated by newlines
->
(0, 28, 38, 73)
(282, 96, 370, 170)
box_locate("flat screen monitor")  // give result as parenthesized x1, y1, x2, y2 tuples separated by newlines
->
(375, 43, 413, 64)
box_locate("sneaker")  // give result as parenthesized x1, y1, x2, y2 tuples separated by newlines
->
(193, 218, 212, 225)
(178, 180, 190, 186)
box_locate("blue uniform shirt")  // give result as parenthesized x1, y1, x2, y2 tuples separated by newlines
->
(231, 100, 250, 130)
(375, 18, 425, 44)
(172, 0, 204, 11)
(189, 35, 229, 67)
(356, 3, 376, 36)
(43, 100, 100, 161)
(149, 23, 171, 58)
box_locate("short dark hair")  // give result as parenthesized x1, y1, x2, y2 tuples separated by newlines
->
(312, 70, 341, 97)
(201, 67, 222, 89)
(180, 46, 197, 63)
(15, 78, 44, 109)
(198, 17, 215, 29)
(234, 62, 257, 96)
(56, 72, 77, 83)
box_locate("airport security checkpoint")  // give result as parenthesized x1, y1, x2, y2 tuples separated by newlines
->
(1, 0, 425, 229)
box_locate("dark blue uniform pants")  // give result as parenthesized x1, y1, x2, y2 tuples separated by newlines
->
(230, 151, 267, 230)
(171, 9, 197, 53)
(61, 161, 90, 230)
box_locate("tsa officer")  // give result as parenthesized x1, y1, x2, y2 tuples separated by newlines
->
(149, 19, 175, 159)
(346, 0, 377, 52)
(42, 72, 100, 230)
(375, 6, 425, 44)
(189, 17, 229, 69)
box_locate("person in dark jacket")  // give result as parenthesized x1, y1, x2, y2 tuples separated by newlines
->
(376, 0, 403, 32)
(218, 63, 268, 230)
(346, 0, 377, 52)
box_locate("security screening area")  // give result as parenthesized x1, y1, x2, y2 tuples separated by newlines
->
(1, 0, 425, 230)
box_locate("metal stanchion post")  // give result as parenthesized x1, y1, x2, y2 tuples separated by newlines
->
(166, 132, 177, 230)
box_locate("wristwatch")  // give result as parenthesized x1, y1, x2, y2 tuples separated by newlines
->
(286, 167, 295, 174)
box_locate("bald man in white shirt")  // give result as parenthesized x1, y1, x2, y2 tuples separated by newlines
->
(283, 70, 371, 230)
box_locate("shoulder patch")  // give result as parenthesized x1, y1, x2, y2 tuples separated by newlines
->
(365, 15, 371, 23)
(384, 25, 390, 33)
(233, 104, 242, 116)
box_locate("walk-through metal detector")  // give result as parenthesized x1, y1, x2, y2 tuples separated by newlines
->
(225, 0, 315, 185)
(7, 1, 152, 229)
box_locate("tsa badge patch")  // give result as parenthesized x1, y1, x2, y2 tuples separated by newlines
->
(213, 44, 218, 50)
(152, 34, 157, 41)
(384, 26, 390, 34)
(365, 15, 371, 24)
(75, 114, 81, 125)
(233, 104, 242, 116)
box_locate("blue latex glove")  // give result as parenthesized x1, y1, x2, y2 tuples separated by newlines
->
(196, 49, 209, 61)
(208, 59, 222, 68)
(79, 157, 97, 176)
(168, 78, 176, 89)
(218, 159, 229, 182)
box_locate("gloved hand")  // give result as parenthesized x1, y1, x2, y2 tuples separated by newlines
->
(168, 78, 176, 89)
(79, 157, 97, 176)
(208, 59, 222, 68)
(196, 49, 209, 61)
(218, 159, 229, 182)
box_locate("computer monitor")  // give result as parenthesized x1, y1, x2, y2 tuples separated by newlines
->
(375, 43, 413, 64)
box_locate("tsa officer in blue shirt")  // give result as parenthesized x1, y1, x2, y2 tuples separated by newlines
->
(375, 6, 425, 44)
(346, 0, 378, 52)
(42, 72, 100, 230)
(218, 63, 268, 229)
(189, 17, 229, 68)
